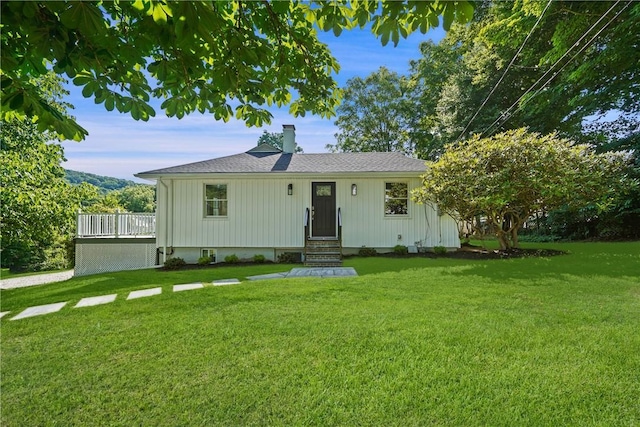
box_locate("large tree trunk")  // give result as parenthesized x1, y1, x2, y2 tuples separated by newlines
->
(510, 228, 520, 248)
(495, 229, 511, 250)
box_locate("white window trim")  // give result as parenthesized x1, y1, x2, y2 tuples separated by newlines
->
(204, 183, 228, 218)
(384, 181, 410, 218)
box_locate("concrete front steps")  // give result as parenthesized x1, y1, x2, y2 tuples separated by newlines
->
(304, 238, 342, 267)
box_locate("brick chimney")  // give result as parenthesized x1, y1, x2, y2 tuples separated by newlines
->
(282, 124, 296, 154)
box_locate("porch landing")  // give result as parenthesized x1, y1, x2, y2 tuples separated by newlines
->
(247, 267, 357, 281)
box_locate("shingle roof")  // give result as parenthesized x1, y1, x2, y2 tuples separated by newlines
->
(137, 150, 427, 177)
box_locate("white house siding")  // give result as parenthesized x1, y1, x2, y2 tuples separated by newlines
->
(337, 178, 459, 251)
(155, 176, 459, 262)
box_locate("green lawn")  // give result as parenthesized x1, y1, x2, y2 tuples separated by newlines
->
(1, 242, 639, 426)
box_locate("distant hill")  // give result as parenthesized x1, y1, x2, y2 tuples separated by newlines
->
(65, 169, 139, 193)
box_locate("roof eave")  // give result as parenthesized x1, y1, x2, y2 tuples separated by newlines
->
(134, 170, 426, 180)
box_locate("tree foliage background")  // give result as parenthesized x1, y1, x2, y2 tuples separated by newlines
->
(0, 75, 90, 271)
(334, 0, 639, 239)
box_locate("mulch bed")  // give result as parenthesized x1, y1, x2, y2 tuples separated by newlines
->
(375, 245, 566, 260)
(162, 246, 567, 270)
(163, 260, 276, 271)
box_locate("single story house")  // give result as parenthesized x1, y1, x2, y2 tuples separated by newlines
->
(136, 125, 459, 266)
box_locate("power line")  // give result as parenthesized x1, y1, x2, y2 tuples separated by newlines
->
(455, 0, 553, 142)
(479, 0, 630, 138)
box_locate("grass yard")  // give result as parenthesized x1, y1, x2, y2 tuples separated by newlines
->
(1, 242, 639, 426)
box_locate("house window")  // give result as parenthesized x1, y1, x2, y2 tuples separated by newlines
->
(201, 249, 217, 263)
(205, 184, 228, 217)
(385, 182, 408, 216)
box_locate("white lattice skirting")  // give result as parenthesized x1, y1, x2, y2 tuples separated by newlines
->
(75, 238, 157, 276)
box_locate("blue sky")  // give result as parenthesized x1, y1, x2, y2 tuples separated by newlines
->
(60, 26, 446, 182)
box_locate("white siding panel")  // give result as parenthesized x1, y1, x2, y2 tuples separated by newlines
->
(339, 177, 459, 249)
(169, 178, 307, 249)
(165, 176, 459, 251)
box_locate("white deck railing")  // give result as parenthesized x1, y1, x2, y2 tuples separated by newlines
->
(77, 212, 156, 238)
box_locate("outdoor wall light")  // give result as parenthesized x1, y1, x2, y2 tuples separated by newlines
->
(288, 183, 293, 196)
(351, 184, 357, 196)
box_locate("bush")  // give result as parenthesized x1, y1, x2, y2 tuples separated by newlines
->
(164, 257, 186, 270)
(393, 245, 408, 255)
(1, 241, 45, 272)
(358, 247, 377, 257)
(224, 254, 239, 264)
(433, 246, 447, 255)
(277, 252, 299, 264)
(253, 254, 266, 263)
(517, 234, 560, 243)
(197, 256, 212, 266)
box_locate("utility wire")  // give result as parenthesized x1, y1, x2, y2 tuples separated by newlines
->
(500, 1, 633, 129)
(455, 0, 553, 142)
(479, 0, 629, 138)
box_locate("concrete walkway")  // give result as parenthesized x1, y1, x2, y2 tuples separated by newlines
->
(0, 270, 74, 290)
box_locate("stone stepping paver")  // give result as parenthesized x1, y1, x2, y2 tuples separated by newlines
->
(127, 287, 162, 300)
(11, 302, 67, 320)
(212, 279, 240, 286)
(173, 283, 204, 292)
(5, 269, 361, 321)
(75, 294, 117, 308)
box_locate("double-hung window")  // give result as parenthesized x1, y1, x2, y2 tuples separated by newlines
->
(384, 182, 408, 216)
(205, 184, 228, 217)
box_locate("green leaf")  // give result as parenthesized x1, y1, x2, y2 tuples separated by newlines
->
(442, 5, 455, 31)
(428, 13, 439, 28)
(391, 29, 400, 46)
(132, 0, 147, 11)
(459, 2, 475, 23)
(380, 31, 390, 46)
(131, 102, 140, 120)
(105, 96, 115, 111)
(152, 4, 168, 24)
(59, 3, 105, 34)
(9, 92, 24, 109)
(81, 82, 94, 98)
(1, 76, 13, 90)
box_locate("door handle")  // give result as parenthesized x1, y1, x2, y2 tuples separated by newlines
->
(311, 207, 315, 220)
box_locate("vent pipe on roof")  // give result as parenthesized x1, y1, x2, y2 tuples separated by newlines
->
(282, 124, 296, 154)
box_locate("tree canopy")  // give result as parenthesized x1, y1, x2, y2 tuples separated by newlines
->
(0, 76, 93, 270)
(417, 0, 639, 146)
(412, 129, 633, 250)
(332, 1, 638, 159)
(327, 67, 412, 154)
(1, 0, 474, 141)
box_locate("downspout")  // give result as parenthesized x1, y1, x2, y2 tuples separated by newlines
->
(158, 178, 171, 264)
(169, 179, 174, 252)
